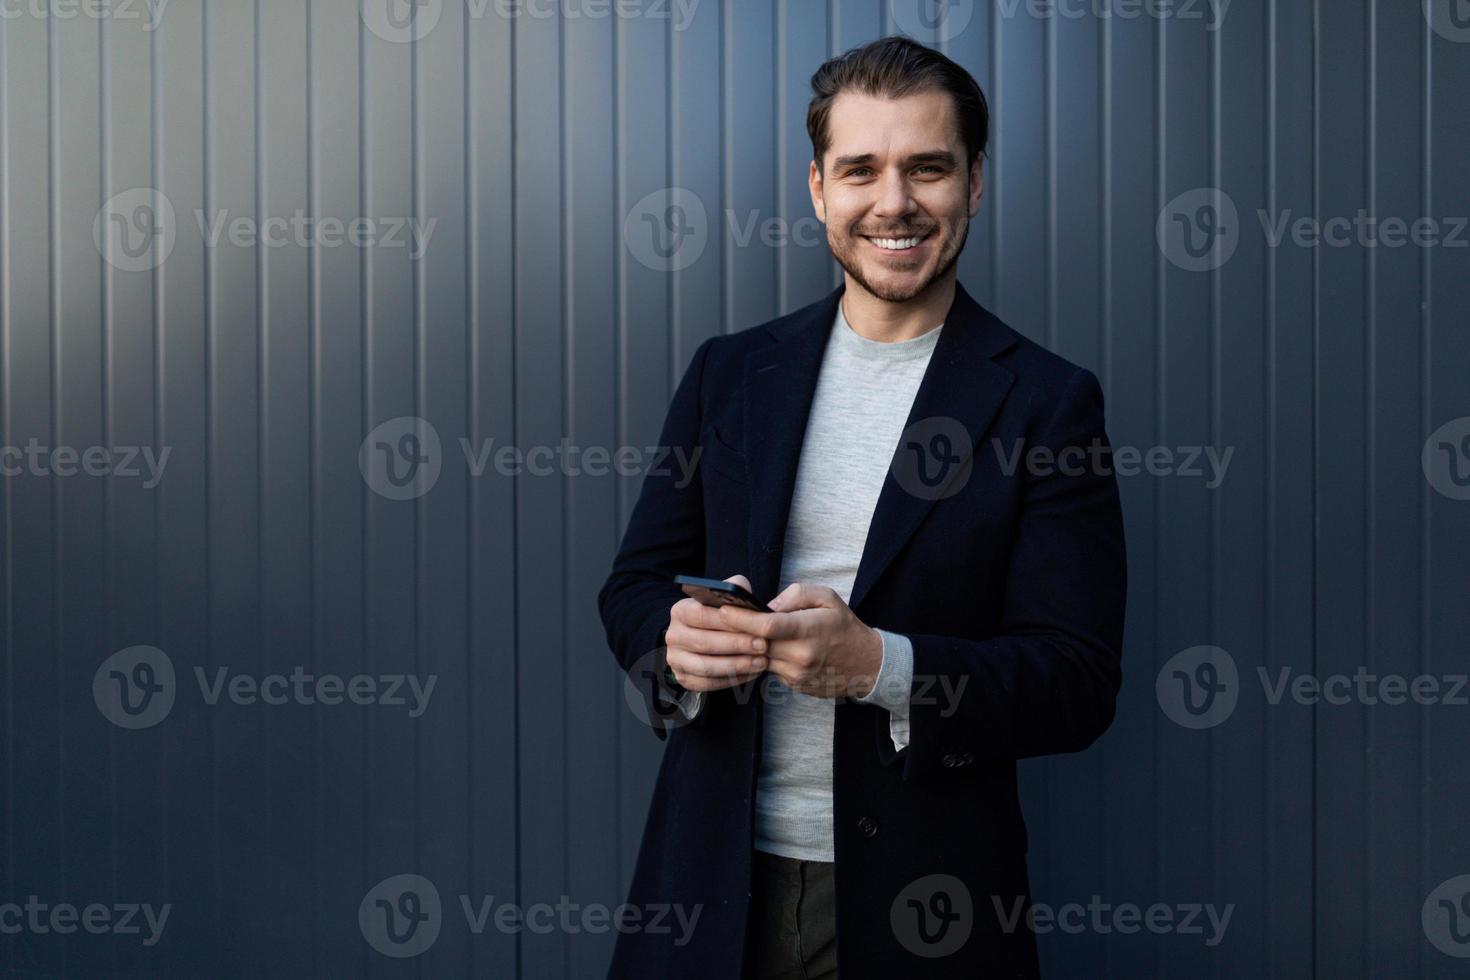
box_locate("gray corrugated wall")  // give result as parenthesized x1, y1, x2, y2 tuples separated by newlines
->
(1, 0, 1467, 976)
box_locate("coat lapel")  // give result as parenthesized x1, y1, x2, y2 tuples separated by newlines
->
(742, 286, 843, 604)
(743, 279, 1019, 613)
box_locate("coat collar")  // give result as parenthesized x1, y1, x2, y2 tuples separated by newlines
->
(742, 279, 1019, 613)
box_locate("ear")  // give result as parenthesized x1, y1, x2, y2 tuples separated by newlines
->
(968, 155, 985, 218)
(808, 159, 826, 223)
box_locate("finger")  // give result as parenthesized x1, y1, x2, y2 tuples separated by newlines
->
(768, 582, 840, 612)
(672, 596, 749, 632)
(672, 589, 764, 634)
(760, 658, 803, 689)
(717, 602, 799, 639)
(753, 637, 811, 666)
(673, 668, 766, 693)
(667, 647, 769, 680)
(666, 620, 768, 656)
(669, 596, 707, 627)
(680, 599, 760, 634)
(768, 582, 802, 612)
(722, 573, 753, 593)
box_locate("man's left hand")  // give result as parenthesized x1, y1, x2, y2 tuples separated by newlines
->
(716, 583, 883, 700)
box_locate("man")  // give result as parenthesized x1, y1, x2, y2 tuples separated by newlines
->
(598, 35, 1126, 979)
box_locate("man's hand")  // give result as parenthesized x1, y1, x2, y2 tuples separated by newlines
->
(716, 583, 884, 700)
(664, 574, 771, 693)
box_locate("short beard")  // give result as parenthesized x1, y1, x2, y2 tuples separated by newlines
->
(830, 218, 969, 303)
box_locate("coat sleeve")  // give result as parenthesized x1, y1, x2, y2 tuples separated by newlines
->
(877, 367, 1127, 780)
(597, 335, 720, 740)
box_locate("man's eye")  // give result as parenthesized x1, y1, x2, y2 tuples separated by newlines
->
(848, 167, 873, 177)
(914, 165, 941, 175)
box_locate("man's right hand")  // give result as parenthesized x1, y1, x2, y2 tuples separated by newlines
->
(664, 574, 770, 693)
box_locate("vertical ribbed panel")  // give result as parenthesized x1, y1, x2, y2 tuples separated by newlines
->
(0, 1, 1466, 975)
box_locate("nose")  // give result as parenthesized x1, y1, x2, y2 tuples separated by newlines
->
(871, 169, 915, 220)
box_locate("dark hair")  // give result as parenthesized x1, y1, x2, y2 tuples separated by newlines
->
(806, 36, 989, 173)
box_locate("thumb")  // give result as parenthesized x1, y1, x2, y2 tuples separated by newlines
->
(769, 582, 839, 612)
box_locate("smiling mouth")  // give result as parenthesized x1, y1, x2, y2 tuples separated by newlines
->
(861, 230, 934, 254)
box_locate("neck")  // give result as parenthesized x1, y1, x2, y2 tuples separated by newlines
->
(840, 272, 954, 343)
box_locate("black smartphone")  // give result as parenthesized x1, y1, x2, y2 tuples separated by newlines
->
(674, 574, 773, 613)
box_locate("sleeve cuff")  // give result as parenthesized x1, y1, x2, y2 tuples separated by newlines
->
(854, 628, 912, 752)
(676, 688, 705, 721)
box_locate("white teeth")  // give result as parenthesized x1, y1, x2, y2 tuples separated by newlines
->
(870, 235, 922, 250)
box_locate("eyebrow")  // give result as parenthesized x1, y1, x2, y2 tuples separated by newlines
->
(830, 149, 959, 169)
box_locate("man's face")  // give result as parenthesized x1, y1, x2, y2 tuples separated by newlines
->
(809, 88, 983, 303)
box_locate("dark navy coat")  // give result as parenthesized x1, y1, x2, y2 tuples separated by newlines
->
(597, 280, 1127, 978)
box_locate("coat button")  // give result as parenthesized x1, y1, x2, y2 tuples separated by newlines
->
(857, 816, 878, 837)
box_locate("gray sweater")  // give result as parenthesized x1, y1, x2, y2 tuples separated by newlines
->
(677, 298, 937, 861)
